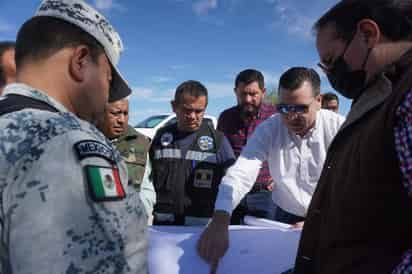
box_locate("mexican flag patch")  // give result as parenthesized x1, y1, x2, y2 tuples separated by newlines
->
(85, 165, 126, 201)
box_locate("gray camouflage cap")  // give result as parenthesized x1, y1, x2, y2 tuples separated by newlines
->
(35, 0, 131, 102)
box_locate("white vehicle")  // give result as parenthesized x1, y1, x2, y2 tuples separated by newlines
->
(135, 114, 217, 140)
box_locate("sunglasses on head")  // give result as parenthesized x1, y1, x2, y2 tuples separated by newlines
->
(276, 103, 310, 114)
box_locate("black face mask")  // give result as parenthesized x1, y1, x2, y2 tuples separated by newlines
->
(323, 35, 372, 100)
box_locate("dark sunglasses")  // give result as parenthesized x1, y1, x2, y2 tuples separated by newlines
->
(276, 103, 310, 114)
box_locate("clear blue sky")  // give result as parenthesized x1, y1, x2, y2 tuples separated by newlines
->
(0, 0, 350, 125)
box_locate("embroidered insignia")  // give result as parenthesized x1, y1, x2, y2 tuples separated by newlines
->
(125, 152, 137, 163)
(198, 136, 214, 151)
(193, 169, 214, 188)
(85, 165, 126, 201)
(74, 140, 114, 163)
(160, 132, 173, 147)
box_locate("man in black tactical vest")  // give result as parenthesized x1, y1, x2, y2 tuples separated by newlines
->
(148, 80, 235, 226)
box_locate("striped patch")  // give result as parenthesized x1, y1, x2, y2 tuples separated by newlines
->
(154, 148, 182, 159)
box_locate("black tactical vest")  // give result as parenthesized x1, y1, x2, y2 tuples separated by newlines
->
(150, 122, 224, 225)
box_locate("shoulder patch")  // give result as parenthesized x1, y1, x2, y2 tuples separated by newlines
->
(85, 165, 126, 202)
(198, 136, 214, 151)
(74, 140, 115, 163)
(160, 132, 174, 147)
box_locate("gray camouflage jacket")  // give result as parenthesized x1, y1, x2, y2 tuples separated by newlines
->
(0, 83, 148, 274)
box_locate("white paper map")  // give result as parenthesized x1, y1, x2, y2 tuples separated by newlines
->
(148, 217, 301, 274)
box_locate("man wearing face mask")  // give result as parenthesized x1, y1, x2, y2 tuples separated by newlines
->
(197, 67, 344, 273)
(217, 69, 277, 224)
(294, 1, 412, 274)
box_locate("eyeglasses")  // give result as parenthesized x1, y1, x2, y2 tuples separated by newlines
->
(317, 33, 355, 73)
(317, 62, 331, 73)
(276, 98, 315, 115)
(276, 104, 310, 114)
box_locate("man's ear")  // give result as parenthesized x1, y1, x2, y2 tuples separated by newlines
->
(171, 100, 177, 113)
(314, 94, 322, 110)
(357, 19, 380, 47)
(68, 45, 90, 82)
(316, 94, 322, 102)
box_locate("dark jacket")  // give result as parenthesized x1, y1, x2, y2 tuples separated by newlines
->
(295, 51, 412, 274)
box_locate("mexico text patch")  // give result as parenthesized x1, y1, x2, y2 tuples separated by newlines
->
(74, 140, 114, 162)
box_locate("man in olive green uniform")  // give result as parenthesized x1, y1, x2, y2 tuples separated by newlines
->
(113, 125, 150, 189)
(98, 98, 155, 217)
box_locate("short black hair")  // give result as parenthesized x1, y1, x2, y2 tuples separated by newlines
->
(15, 16, 104, 69)
(278, 67, 321, 96)
(235, 69, 265, 90)
(322, 92, 339, 105)
(0, 41, 15, 87)
(314, 0, 412, 42)
(0, 41, 15, 57)
(174, 80, 208, 105)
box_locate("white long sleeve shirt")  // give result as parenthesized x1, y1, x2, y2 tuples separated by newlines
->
(215, 109, 345, 217)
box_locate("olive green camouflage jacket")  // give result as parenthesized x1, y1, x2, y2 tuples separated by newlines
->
(112, 126, 151, 190)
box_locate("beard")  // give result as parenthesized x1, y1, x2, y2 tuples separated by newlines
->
(239, 103, 260, 120)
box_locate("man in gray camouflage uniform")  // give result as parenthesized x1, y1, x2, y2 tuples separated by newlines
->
(0, 0, 148, 273)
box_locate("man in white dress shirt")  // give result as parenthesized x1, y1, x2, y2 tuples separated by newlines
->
(197, 67, 344, 272)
